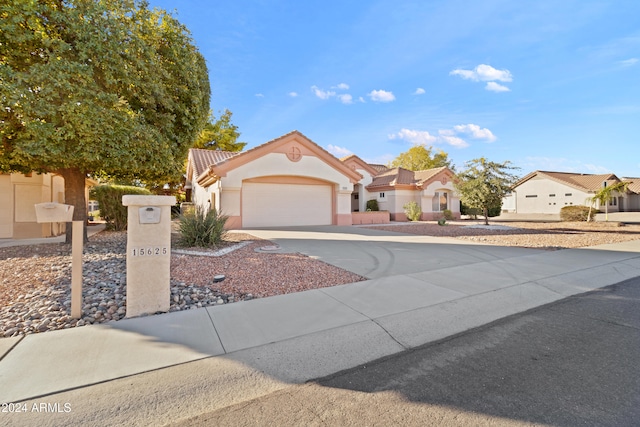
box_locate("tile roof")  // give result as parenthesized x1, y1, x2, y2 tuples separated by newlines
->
(189, 148, 239, 178)
(622, 178, 640, 194)
(369, 164, 390, 174)
(368, 166, 449, 188)
(516, 171, 620, 193)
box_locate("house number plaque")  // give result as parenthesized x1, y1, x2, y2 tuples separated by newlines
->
(131, 246, 169, 257)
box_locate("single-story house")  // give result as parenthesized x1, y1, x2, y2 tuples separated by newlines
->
(185, 130, 460, 228)
(502, 170, 640, 214)
(0, 172, 95, 239)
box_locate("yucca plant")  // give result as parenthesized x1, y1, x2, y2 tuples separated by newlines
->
(178, 206, 228, 247)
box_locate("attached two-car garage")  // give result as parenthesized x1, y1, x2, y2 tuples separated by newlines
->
(241, 180, 333, 227)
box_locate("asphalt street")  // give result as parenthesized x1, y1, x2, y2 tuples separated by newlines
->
(177, 277, 640, 427)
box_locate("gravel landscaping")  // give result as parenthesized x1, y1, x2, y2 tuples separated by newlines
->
(0, 230, 364, 338)
(365, 220, 640, 250)
(2, 220, 639, 338)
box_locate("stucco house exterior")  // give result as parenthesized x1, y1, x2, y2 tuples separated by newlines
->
(185, 131, 460, 228)
(502, 170, 640, 214)
(0, 172, 97, 239)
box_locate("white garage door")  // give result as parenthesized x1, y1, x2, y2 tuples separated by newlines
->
(242, 182, 332, 227)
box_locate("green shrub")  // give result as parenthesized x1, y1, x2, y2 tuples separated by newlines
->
(366, 199, 379, 211)
(178, 207, 228, 247)
(442, 209, 454, 221)
(437, 218, 447, 226)
(403, 200, 422, 221)
(560, 205, 598, 222)
(90, 185, 151, 230)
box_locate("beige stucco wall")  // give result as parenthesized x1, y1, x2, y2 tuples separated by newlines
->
(0, 175, 12, 238)
(217, 153, 354, 226)
(512, 177, 593, 214)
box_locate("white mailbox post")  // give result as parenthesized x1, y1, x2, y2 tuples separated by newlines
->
(34, 203, 84, 319)
(122, 195, 175, 318)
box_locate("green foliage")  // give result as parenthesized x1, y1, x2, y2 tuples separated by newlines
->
(403, 200, 422, 221)
(1, 0, 210, 231)
(90, 185, 150, 231)
(178, 207, 228, 248)
(586, 181, 629, 221)
(460, 203, 500, 219)
(388, 145, 453, 171)
(366, 199, 379, 211)
(437, 218, 447, 226)
(442, 209, 454, 221)
(194, 110, 247, 152)
(455, 158, 520, 225)
(561, 205, 598, 222)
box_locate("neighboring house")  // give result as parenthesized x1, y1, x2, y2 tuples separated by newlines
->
(502, 170, 640, 214)
(185, 130, 460, 229)
(0, 172, 96, 239)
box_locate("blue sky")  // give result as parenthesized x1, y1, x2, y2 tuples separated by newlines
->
(148, 0, 640, 178)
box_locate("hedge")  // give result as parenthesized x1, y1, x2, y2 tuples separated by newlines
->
(90, 185, 151, 230)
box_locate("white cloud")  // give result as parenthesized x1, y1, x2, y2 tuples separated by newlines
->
(369, 89, 395, 102)
(389, 128, 437, 145)
(337, 94, 353, 104)
(358, 96, 366, 103)
(619, 58, 638, 67)
(390, 124, 496, 149)
(414, 87, 426, 95)
(335, 83, 350, 90)
(327, 144, 352, 157)
(288, 92, 298, 97)
(453, 124, 497, 142)
(255, 93, 264, 97)
(485, 81, 510, 92)
(439, 135, 470, 148)
(311, 85, 336, 100)
(450, 64, 513, 82)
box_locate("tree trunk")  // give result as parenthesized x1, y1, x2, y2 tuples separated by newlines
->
(483, 207, 489, 225)
(59, 168, 88, 244)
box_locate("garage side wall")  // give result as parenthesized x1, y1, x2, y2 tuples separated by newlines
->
(514, 178, 591, 214)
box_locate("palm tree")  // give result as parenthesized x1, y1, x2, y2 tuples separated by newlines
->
(587, 181, 629, 222)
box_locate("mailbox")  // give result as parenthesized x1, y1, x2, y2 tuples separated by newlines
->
(35, 202, 74, 223)
(139, 206, 161, 224)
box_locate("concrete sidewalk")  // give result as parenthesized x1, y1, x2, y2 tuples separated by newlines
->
(1, 234, 640, 408)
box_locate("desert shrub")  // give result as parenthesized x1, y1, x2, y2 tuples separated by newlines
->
(442, 209, 454, 220)
(178, 207, 228, 247)
(403, 200, 422, 221)
(460, 203, 500, 218)
(437, 218, 447, 226)
(90, 185, 151, 230)
(366, 199, 379, 211)
(560, 205, 598, 222)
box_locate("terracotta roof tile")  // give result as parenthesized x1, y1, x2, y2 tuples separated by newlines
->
(189, 148, 238, 178)
(368, 166, 449, 188)
(369, 164, 390, 174)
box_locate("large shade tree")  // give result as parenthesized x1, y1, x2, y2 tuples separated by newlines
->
(455, 158, 520, 225)
(0, 0, 210, 241)
(388, 145, 454, 171)
(194, 109, 246, 152)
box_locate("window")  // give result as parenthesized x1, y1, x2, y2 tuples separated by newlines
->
(609, 198, 617, 206)
(525, 195, 538, 198)
(379, 192, 385, 198)
(432, 191, 448, 212)
(353, 194, 359, 200)
(549, 194, 556, 197)
(565, 193, 572, 196)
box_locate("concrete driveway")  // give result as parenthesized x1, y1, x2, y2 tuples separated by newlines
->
(241, 225, 544, 279)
